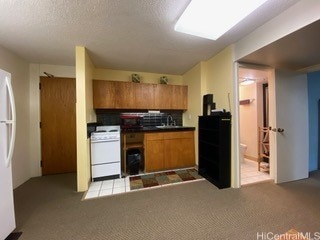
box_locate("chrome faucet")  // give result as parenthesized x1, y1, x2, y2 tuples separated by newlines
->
(167, 114, 173, 126)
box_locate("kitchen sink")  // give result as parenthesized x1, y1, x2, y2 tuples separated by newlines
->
(155, 125, 184, 129)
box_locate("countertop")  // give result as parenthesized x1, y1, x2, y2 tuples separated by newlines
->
(121, 126, 195, 133)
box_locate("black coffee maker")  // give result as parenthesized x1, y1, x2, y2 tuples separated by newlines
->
(203, 94, 216, 116)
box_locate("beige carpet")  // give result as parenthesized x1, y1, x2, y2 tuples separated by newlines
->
(13, 171, 320, 240)
(279, 229, 309, 240)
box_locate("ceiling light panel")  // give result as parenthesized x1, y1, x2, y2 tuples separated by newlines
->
(175, 0, 268, 40)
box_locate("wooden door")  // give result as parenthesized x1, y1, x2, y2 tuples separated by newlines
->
(40, 77, 76, 175)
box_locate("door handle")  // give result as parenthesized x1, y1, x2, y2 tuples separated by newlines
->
(269, 126, 284, 133)
(269, 126, 277, 132)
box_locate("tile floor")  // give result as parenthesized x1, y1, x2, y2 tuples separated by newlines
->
(84, 168, 203, 200)
(241, 158, 271, 185)
(84, 161, 270, 200)
(84, 177, 131, 200)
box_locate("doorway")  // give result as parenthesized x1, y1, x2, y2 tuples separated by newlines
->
(238, 66, 272, 185)
(40, 77, 77, 175)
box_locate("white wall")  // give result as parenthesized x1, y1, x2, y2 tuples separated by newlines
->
(233, 0, 320, 185)
(0, 45, 30, 188)
(29, 64, 75, 177)
(234, 0, 320, 60)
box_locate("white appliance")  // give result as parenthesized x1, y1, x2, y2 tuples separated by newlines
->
(0, 69, 16, 239)
(90, 125, 121, 181)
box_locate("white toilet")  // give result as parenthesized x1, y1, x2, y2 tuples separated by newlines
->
(240, 143, 247, 163)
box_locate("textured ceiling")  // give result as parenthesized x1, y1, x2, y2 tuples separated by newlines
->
(0, 0, 301, 75)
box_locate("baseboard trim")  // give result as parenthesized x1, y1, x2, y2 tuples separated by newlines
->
(244, 155, 258, 162)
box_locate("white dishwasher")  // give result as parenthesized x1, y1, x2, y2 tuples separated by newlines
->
(90, 125, 121, 181)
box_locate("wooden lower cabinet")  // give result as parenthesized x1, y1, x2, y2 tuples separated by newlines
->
(144, 133, 164, 172)
(144, 131, 195, 172)
(164, 138, 195, 169)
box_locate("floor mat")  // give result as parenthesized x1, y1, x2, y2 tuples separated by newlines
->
(129, 168, 203, 190)
(5, 232, 22, 240)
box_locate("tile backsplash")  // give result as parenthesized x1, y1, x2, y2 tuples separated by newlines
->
(96, 110, 183, 127)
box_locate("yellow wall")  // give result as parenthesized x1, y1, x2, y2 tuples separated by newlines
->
(206, 45, 238, 187)
(205, 46, 234, 111)
(94, 68, 183, 85)
(182, 62, 207, 165)
(76, 46, 95, 192)
(85, 60, 96, 123)
(84, 46, 235, 188)
(88, 46, 237, 187)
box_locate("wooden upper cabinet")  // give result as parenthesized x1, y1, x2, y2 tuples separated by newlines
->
(154, 84, 188, 110)
(116, 81, 135, 109)
(154, 84, 172, 109)
(93, 80, 116, 108)
(171, 85, 188, 110)
(132, 82, 155, 109)
(93, 80, 187, 110)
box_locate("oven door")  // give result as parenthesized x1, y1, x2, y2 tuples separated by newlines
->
(91, 139, 120, 165)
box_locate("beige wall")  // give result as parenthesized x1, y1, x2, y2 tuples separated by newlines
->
(76, 46, 95, 192)
(239, 83, 263, 160)
(0, 45, 30, 188)
(94, 68, 183, 85)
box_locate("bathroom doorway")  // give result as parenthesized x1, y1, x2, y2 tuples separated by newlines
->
(238, 66, 272, 185)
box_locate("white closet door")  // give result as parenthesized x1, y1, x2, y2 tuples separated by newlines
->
(274, 70, 309, 183)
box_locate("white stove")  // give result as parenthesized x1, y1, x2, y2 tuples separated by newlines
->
(90, 125, 121, 181)
(91, 128, 120, 142)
